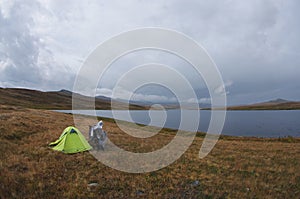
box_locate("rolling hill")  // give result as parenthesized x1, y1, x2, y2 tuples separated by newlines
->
(227, 98, 300, 110)
(0, 87, 146, 110)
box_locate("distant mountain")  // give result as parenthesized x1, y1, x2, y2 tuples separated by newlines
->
(2, 87, 298, 110)
(57, 89, 73, 95)
(252, 98, 293, 106)
(266, 98, 290, 103)
(115, 98, 211, 109)
(95, 95, 113, 101)
(227, 98, 300, 110)
(0, 87, 145, 110)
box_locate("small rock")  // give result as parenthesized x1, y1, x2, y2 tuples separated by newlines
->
(87, 182, 99, 191)
(136, 190, 145, 196)
(88, 183, 99, 187)
(191, 180, 200, 187)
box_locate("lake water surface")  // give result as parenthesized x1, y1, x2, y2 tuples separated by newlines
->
(56, 109, 300, 138)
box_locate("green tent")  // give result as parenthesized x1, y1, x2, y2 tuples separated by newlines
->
(49, 126, 92, 153)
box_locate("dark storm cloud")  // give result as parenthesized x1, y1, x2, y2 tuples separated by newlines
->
(0, 0, 299, 104)
(0, 0, 74, 90)
(0, 1, 41, 87)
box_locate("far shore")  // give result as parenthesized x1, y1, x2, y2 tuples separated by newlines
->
(1, 87, 300, 111)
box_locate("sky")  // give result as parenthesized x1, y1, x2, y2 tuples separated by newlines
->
(0, 0, 300, 105)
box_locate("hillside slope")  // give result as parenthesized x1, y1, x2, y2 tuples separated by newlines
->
(0, 88, 145, 110)
(227, 98, 300, 110)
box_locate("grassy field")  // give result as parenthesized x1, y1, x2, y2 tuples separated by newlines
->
(0, 105, 299, 198)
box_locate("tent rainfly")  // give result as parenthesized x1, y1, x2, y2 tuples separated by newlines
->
(49, 126, 92, 153)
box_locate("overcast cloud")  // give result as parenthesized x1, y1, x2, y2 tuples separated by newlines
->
(0, 0, 299, 105)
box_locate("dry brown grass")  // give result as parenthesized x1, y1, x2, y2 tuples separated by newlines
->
(0, 105, 299, 198)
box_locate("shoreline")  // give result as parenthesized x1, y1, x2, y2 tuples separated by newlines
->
(54, 109, 300, 139)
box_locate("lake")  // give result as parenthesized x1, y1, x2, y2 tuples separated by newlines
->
(56, 109, 300, 138)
